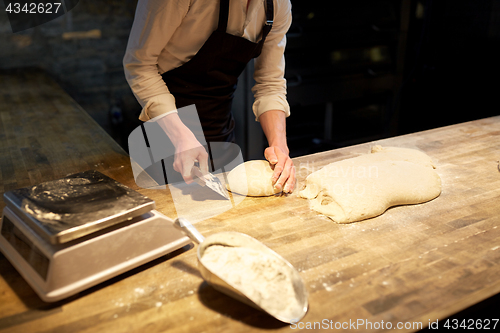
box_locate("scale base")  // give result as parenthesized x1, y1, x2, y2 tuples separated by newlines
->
(0, 207, 190, 302)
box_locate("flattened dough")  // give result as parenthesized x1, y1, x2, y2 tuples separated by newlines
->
(226, 160, 281, 196)
(299, 146, 441, 223)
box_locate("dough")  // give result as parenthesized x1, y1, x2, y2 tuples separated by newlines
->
(226, 160, 281, 196)
(369, 145, 436, 169)
(299, 146, 441, 223)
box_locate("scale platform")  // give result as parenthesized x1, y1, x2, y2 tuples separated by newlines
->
(0, 170, 190, 302)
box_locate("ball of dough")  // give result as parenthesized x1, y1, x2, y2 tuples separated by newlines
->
(226, 160, 281, 196)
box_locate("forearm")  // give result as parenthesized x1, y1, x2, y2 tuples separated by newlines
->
(259, 109, 295, 193)
(259, 110, 289, 153)
(157, 113, 209, 180)
(157, 113, 195, 147)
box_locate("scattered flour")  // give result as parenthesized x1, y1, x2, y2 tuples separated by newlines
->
(200, 245, 300, 317)
(134, 287, 145, 296)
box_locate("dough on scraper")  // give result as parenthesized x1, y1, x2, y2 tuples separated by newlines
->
(299, 146, 441, 223)
(226, 160, 281, 196)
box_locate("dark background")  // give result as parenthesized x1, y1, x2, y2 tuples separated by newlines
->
(399, 0, 499, 133)
(284, 0, 500, 157)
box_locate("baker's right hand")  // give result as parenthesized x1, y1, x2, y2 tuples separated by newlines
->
(172, 135, 209, 184)
(157, 112, 209, 184)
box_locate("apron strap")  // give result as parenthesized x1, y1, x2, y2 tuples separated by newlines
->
(261, 0, 274, 43)
(217, 0, 230, 33)
(217, 0, 274, 43)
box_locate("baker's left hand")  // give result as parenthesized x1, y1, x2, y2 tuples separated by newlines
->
(264, 146, 295, 193)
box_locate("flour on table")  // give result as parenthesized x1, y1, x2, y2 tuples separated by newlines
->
(299, 145, 442, 223)
(200, 245, 300, 317)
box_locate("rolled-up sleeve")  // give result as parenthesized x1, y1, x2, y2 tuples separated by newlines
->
(252, 0, 292, 121)
(123, 0, 189, 121)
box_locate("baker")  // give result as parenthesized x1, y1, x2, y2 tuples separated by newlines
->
(123, 0, 295, 193)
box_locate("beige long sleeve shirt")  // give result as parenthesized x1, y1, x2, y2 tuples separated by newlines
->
(123, 0, 292, 122)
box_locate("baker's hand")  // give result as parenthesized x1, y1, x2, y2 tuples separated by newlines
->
(173, 134, 209, 184)
(264, 146, 295, 193)
(157, 113, 209, 184)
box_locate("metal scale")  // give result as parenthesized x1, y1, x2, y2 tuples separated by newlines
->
(0, 170, 190, 302)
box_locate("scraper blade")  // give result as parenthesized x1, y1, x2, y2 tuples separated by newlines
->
(191, 165, 230, 200)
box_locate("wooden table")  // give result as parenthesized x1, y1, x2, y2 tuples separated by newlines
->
(1, 70, 499, 332)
